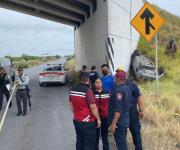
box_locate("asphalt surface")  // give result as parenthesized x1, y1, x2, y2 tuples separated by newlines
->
(0, 58, 115, 150)
(0, 58, 76, 150)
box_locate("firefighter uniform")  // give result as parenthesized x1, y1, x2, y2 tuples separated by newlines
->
(108, 83, 130, 150)
(127, 80, 143, 150)
(69, 83, 97, 150)
(94, 90, 110, 150)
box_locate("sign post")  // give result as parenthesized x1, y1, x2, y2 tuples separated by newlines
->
(155, 34, 159, 96)
(131, 2, 165, 95)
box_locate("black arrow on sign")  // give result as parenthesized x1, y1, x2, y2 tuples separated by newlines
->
(140, 8, 156, 35)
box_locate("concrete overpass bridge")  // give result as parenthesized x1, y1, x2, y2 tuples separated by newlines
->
(0, 0, 143, 73)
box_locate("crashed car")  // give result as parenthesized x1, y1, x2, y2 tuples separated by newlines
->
(130, 50, 164, 80)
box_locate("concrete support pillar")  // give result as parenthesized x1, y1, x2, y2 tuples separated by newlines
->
(75, 0, 143, 73)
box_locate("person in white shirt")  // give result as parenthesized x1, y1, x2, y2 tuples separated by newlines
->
(15, 67, 29, 116)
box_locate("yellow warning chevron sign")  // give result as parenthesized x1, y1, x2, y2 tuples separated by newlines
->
(131, 2, 165, 42)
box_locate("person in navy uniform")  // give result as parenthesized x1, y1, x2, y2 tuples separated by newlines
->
(69, 72, 101, 150)
(108, 69, 130, 150)
(0, 66, 12, 111)
(93, 78, 110, 150)
(127, 80, 144, 150)
(116, 68, 144, 150)
(89, 66, 99, 88)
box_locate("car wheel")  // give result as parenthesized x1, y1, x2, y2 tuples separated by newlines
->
(39, 82, 44, 87)
(65, 77, 68, 84)
(62, 78, 68, 85)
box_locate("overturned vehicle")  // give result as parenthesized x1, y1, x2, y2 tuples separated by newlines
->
(130, 50, 164, 80)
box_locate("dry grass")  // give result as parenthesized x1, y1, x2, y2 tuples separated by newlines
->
(136, 50, 180, 149)
(138, 89, 180, 150)
(65, 58, 79, 84)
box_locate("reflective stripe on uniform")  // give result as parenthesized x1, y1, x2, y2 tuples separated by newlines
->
(70, 94, 85, 98)
(82, 115, 90, 122)
(70, 91, 86, 95)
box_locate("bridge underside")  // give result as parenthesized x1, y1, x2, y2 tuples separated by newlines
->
(0, 0, 97, 27)
(0, 0, 143, 73)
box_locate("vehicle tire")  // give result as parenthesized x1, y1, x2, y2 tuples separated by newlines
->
(39, 82, 44, 87)
(66, 77, 69, 84)
(62, 78, 68, 85)
(62, 81, 67, 85)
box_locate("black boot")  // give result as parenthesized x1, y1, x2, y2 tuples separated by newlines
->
(16, 112, 22, 116)
(23, 112, 27, 116)
(9, 102, 12, 108)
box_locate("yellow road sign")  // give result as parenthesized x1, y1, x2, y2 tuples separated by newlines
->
(131, 2, 165, 42)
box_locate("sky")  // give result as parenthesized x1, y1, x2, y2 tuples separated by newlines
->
(149, 0, 180, 16)
(0, 0, 179, 57)
(0, 8, 74, 57)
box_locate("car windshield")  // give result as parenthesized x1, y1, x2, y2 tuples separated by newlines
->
(45, 66, 62, 71)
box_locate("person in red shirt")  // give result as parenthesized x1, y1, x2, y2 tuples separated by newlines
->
(69, 72, 101, 150)
(93, 78, 110, 150)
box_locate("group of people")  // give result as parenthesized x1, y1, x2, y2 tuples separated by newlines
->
(69, 64, 144, 150)
(0, 66, 29, 116)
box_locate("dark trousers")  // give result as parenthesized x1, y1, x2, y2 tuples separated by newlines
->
(73, 120, 97, 150)
(16, 90, 27, 114)
(114, 125, 128, 150)
(129, 111, 143, 150)
(96, 118, 109, 150)
(0, 87, 11, 110)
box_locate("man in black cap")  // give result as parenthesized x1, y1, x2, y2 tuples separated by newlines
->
(0, 66, 12, 111)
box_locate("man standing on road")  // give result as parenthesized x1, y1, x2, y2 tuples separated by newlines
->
(69, 72, 101, 150)
(15, 67, 29, 116)
(116, 67, 144, 150)
(94, 78, 110, 150)
(101, 64, 114, 93)
(0, 66, 12, 111)
(108, 69, 130, 150)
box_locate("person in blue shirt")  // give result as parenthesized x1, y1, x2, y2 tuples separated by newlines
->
(101, 64, 114, 93)
(108, 69, 130, 150)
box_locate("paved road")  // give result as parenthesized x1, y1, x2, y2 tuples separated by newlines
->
(0, 58, 76, 150)
(0, 58, 115, 150)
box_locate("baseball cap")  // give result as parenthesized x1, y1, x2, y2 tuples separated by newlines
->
(115, 70, 126, 81)
(116, 67, 126, 73)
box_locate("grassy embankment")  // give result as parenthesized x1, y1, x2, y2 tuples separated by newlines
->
(135, 6, 180, 149)
(5, 54, 61, 68)
(128, 38, 179, 150)
(135, 43, 180, 149)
